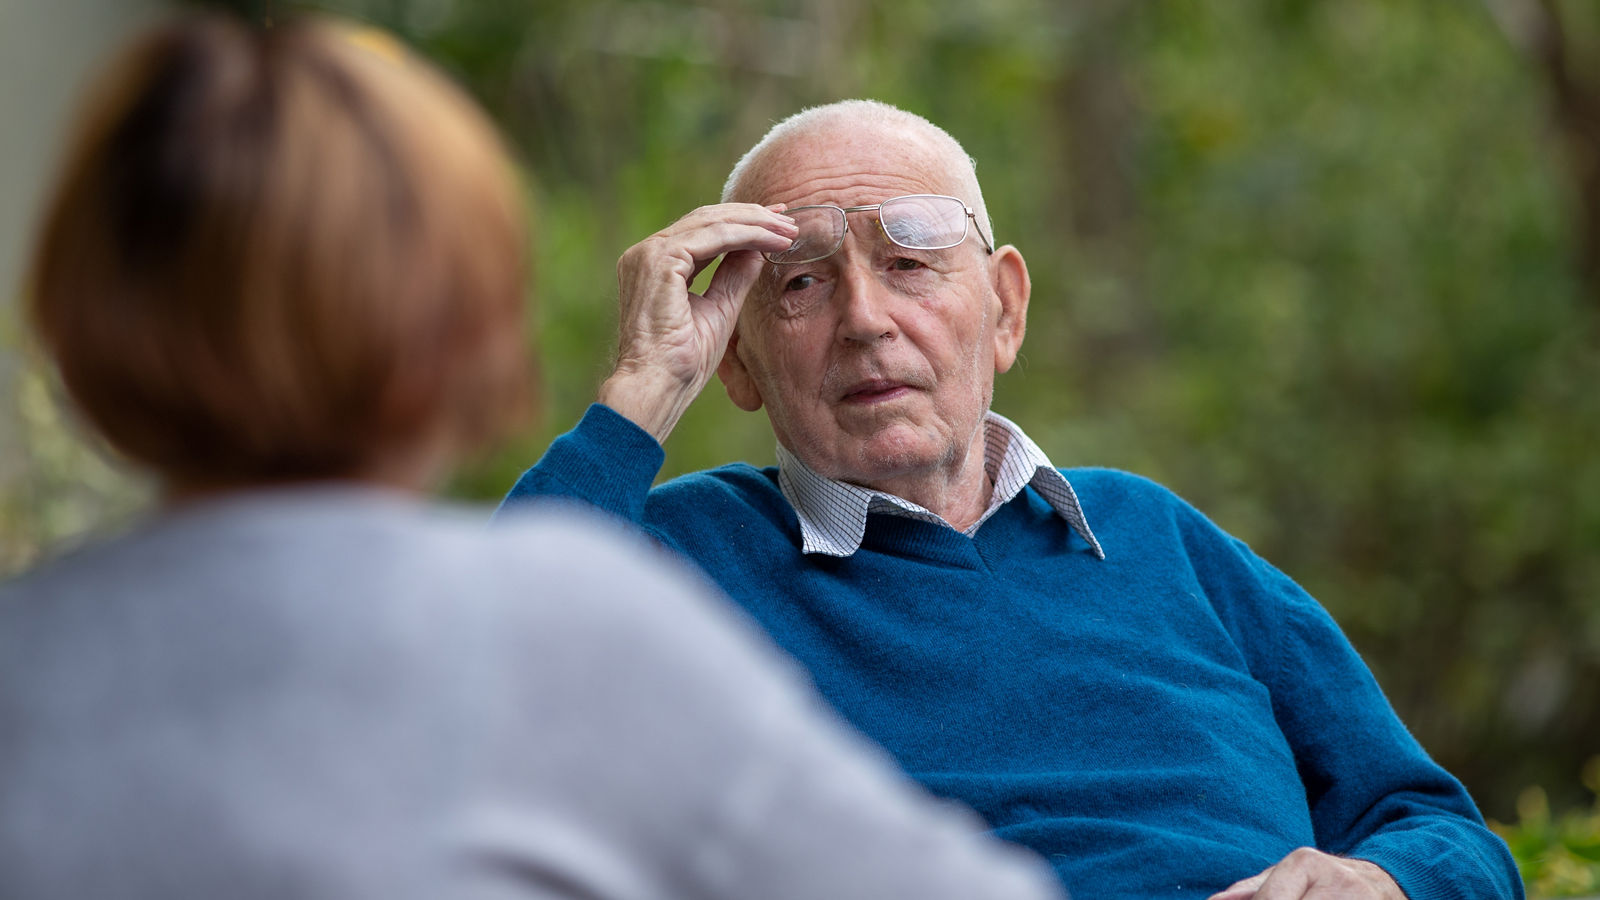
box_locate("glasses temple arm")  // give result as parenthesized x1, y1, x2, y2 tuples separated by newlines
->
(969, 209, 995, 254)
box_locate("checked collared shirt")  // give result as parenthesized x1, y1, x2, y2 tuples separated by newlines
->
(776, 411, 1106, 559)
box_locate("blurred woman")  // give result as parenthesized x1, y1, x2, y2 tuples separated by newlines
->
(0, 12, 1061, 900)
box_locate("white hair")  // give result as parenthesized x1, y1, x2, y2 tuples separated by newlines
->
(720, 99, 995, 246)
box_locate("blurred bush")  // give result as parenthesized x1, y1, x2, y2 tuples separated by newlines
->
(1496, 757, 1600, 899)
(5, 0, 1598, 825)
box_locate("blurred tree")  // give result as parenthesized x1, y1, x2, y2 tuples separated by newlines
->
(1484, 0, 1600, 310)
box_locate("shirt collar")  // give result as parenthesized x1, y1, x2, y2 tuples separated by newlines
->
(776, 411, 1106, 560)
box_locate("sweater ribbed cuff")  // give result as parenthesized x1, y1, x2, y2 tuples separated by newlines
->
(502, 404, 665, 524)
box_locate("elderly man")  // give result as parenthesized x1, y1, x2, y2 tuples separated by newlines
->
(501, 100, 1521, 900)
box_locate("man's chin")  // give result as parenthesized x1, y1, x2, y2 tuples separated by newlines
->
(836, 431, 953, 487)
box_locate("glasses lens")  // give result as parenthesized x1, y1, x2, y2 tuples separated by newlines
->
(766, 206, 845, 264)
(880, 195, 968, 250)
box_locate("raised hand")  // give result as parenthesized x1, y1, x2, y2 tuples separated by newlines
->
(598, 204, 797, 443)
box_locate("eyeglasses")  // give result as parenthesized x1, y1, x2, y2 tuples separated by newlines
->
(763, 194, 994, 265)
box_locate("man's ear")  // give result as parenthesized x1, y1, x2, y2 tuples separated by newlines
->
(716, 329, 765, 412)
(989, 245, 1030, 373)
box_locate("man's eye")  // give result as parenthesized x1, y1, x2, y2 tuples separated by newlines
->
(890, 257, 925, 271)
(784, 274, 818, 292)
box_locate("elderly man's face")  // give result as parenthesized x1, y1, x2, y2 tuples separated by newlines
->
(717, 125, 1028, 495)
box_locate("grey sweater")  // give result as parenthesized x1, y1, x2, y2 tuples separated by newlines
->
(0, 486, 1061, 900)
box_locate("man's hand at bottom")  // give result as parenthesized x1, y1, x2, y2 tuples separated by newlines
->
(1208, 848, 1405, 900)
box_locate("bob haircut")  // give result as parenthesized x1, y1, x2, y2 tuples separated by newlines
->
(27, 13, 531, 490)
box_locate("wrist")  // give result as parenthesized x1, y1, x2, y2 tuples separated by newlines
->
(598, 364, 701, 445)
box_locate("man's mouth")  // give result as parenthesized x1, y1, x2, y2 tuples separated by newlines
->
(840, 379, 914, 404)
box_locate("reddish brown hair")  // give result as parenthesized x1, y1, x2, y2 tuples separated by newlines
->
(27, 13, 531, 490)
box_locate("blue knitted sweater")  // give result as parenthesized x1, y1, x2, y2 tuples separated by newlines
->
(501, 405, 1521, 900)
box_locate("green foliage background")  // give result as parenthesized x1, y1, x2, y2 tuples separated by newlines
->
(1498, 759, 1600, 899)
(7, 0, 1600, 852)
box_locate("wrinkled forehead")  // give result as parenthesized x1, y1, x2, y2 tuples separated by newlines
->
(736, 124, 971, 210)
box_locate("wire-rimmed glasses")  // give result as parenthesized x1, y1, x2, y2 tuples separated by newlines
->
(762, 194, 994, 265)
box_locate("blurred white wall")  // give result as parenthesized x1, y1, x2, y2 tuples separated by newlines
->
(1, 0, 161, 566)
(0, 0, 162, 311)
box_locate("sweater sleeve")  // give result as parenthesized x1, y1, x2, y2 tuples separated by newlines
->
(1222, 538, 1523, 900)
(497, 404, 665, 526)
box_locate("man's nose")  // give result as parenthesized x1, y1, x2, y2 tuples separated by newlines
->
(833, 262, 898, 345)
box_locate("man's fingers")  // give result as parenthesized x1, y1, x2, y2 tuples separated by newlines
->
(1248, 861, 1312, 900)
(621, 204, 794, 293)
(1212, 848, 1403, 900)
(668, 219, 795, 274)
(656, 203, 796, 249)
(1209, 867, 1271, 900)
(663, 201, 792, 232)
(673, 202, 794, 244)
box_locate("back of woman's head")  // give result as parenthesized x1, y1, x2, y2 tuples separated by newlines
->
(28, 13, 531, 492)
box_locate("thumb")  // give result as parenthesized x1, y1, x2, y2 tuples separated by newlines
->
(701, 249, 766, 318)
(1208, 868, 1271, 900)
